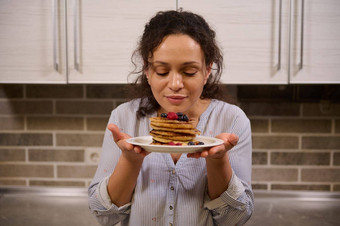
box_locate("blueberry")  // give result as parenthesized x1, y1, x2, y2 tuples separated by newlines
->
(176, 112, 184, 116)
(197, 142, 204, 145)
(178, 115, 184, 121)
(188, 141, 195, 145)
(160, 113, 167, 118)
(182, 115, 189, 122)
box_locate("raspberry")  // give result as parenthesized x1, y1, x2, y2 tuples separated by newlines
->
(175, 143, 182, 146)
(167, 112, 178, 120)
(168, 142, 176, 145)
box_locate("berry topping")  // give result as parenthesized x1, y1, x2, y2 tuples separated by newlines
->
(175, 143, 182, 146)
(160, 113, 167, 118)
(167, 112, 178, 120)
(176, 112, 184, 117)
(187, 141, 195, 145)
(197, 142, 205, 145)
(182, 115, 189, 122)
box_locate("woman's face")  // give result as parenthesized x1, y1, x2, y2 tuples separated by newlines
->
(146, 34, 211, 116)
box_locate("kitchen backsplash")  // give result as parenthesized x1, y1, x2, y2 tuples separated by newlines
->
(0, 84, 339, 191)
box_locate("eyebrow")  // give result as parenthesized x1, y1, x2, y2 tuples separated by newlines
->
(151, 61, 200, 66)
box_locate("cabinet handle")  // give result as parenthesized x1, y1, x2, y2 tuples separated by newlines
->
(277, 0, 282, 70)
(299, 0, 304, 70)
(74, 0, 80, 72)
(53, 0, 59, 72)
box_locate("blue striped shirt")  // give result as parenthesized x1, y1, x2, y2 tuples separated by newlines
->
(88, 99, 254, 226)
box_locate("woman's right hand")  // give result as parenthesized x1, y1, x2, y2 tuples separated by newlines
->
(107, 123, 150, 162)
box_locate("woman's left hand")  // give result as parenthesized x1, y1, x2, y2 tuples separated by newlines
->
(187, 133, 238, 159)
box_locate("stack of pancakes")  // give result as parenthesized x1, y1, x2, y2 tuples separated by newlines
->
(149, 117, 200, 145)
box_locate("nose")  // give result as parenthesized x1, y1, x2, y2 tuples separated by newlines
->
(168, 71, 184, 91)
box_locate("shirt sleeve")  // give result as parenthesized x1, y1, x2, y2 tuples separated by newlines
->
(88, 108, 132, 226)
(203, 104, 254, 225)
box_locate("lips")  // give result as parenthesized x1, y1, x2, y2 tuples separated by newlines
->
(166, 95, 186, 104)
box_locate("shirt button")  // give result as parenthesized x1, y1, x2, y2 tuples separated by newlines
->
(170, 186, 174, 190)
(169, 205, 173, 210)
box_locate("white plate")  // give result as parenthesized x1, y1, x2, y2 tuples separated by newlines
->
(126, 136, 224, 153)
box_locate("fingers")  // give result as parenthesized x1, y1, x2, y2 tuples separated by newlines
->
(187, 133, 239, 159)
(107, 124, 125, 143)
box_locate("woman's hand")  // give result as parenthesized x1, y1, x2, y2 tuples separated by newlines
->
(187, 133, 238, 159)
(108, 123, 150, 162)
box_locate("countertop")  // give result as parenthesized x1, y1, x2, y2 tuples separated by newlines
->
(0, 187, 339, 226)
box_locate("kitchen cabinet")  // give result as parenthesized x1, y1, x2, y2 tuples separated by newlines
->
(0, 0, 67, 83)
(1, 0, 339, 84)
(0, 0, 175, 84)
(179, 0, 340, 84)
(179, 0, 290, 84)
(289, 0, 340, 84)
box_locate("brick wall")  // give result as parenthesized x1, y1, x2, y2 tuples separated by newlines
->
(0, 84, 339, 191)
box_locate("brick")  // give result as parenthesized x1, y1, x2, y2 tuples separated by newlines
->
(29, 149, 84, 162)
(0, 149, 25, 161)
(252, 136, 299, 149)
(0, 116, 24, 130)
(271, 184, 330, 191)
(56, 133, 104, 147)
(334, 184, 340, 191)
(251, 183, 268, 190)
(0, 164, 54, 177)
(237, 85, 294, 101)
(87, 117, 109, 131)
(302, 103, 340, 117)
(301, 169, 340, 182)
(296, 85, 340, 102)
(0, 179, 26, 186)
(0, 133, 53, 146)
(252, 168, 298, 181)
(56, 101, 113, 115)
(27, 116, 84, 130)
(250, 119, 269, 133)
(239, 102, 300, 116)
(0, 84, 24, 98)
(57, 165, 97, 178)
(334, 152, 340, 165)
(271, 119, 331, 133)
(0, 100, 53, 115)
(271, 152, 330, 165)
(252, 152, 267, 165)
(26, 84, 83, 98)
(335, 120, 340, 134)
(302, 136, 340, 150)
(86, 84, 127, 99)
(29, 180, 85, 187)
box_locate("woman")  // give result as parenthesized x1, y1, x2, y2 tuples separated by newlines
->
(88, 10, 254, 226)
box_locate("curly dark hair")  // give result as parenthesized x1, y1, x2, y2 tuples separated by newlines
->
(127, 10, 225, 118)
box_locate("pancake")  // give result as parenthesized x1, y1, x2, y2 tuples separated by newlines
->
(149, 113, 200, 145)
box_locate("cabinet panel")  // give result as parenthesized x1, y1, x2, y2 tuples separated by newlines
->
(289, 0, 340, 83)
(67, 0, 175, 83)
(0, 0, 67, 83)
(179, 0, 290, 84)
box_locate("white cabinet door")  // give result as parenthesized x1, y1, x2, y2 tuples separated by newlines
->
(0, 0, 67, 83)
(179, 0, 290, 84)
(67, 0, 176, 84)
(289, 0, 340, 84)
